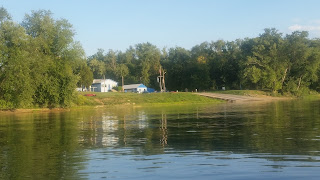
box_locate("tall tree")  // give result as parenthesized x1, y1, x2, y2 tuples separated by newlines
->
(190, 42, 211, 90)
(77, 62, 93, 90)
(163, 47, 191, 91)
(105, 49, 118, 79)
(242, 28, 285, 91)
(88, 58, 106, 78)
(284, 31, 312, 93)
(117, 64, 129, 92)
(21, 10, 81, 107)
(0, 7, 11, 23)
(135, 43, 161, 86)
(0, 20, 34, 108)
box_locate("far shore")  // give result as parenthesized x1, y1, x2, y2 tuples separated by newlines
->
(1, 90, 319, 113)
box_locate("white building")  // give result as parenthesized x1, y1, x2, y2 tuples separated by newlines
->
(91, 79, 118, 92)
(123, 84, 147, 93)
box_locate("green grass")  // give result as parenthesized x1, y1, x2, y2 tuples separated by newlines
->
(75, 92, 222, 106)
(299, 94, 320, 100)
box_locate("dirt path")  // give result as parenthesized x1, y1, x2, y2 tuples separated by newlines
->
(195, 92, 287, 102)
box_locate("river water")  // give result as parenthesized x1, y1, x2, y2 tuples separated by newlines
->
(1, 99, 320, 179)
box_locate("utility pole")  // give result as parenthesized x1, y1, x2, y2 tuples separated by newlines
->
(162, 68, 166, 92)
(158, 67, 163, 92)
(158, 66, 167, 92)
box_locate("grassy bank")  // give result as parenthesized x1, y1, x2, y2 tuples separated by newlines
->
(1, 92, 222, 111)
(74, 92, 222, 107)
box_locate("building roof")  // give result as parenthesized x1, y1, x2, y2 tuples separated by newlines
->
(92, 79, 117, 84)
(123, 84, 147, 89)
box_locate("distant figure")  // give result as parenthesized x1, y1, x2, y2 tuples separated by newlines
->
(195, 89, 198, 92)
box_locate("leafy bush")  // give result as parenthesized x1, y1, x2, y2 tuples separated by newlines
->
(0, 100, 14, 110)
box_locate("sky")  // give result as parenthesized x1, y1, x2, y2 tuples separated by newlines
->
(1, 0, 320, 56)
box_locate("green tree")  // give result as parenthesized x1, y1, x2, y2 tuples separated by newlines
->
(164, 47, 192, 91)
(106, 49, 118, 75)
(77, 62, 93, 90)
(283, 31, 315, 94)
(190, 42, 211, 90)
(309, 39, 320, 91)
(85, 28, 320, 95)
(0, 20, 34, 108)
(21, 10, 82, 107)
(88, 58, 106, 78)
(135, 43, 161, 86)
(141, 61, 151, 85)
(0, 7, 11, 23)
(0, 8, 88, 109)
(117, 64, 129, 92)
(242, 28, 285, 91)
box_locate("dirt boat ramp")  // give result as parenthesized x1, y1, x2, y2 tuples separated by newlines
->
(195, 92, 281, 103)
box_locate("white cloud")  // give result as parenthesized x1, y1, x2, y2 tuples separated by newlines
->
(288, 24, 303, 31)
(288, 19, 320, 37)
(288, 24, 320, 31)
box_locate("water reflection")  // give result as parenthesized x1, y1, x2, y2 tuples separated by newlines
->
(0, 112, 86, 180)
(1, 100, 320, 179)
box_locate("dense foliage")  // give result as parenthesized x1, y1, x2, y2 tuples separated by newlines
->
(88, 43, 162, 89)
(0, 8, 92, 109)
(90, 29, 320, 96)
(2, 7, 320, 109)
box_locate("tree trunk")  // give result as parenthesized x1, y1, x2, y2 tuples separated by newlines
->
(272, 81, 276, 92)
(297, 76, 302, 91)
(122, 76, 124, 92)
(281, 68, 288, 87)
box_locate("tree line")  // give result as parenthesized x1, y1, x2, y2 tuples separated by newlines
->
(89, 29, 320, 96)
(1, 8, 320, 109)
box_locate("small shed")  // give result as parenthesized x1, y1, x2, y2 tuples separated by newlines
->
(123, 84, 147, 93)
(91, 79, 118, 92)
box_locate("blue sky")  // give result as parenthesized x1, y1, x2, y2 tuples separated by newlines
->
(2, 0, 320, 56)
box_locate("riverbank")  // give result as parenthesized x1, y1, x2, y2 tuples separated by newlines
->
(75, 90, 304, 108)
(75, 92, 223, 107)
(2, 90, 319, 112)
(0, 92, 222, 112)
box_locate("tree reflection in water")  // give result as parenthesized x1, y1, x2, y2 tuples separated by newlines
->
(1, 99, 320, 179)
